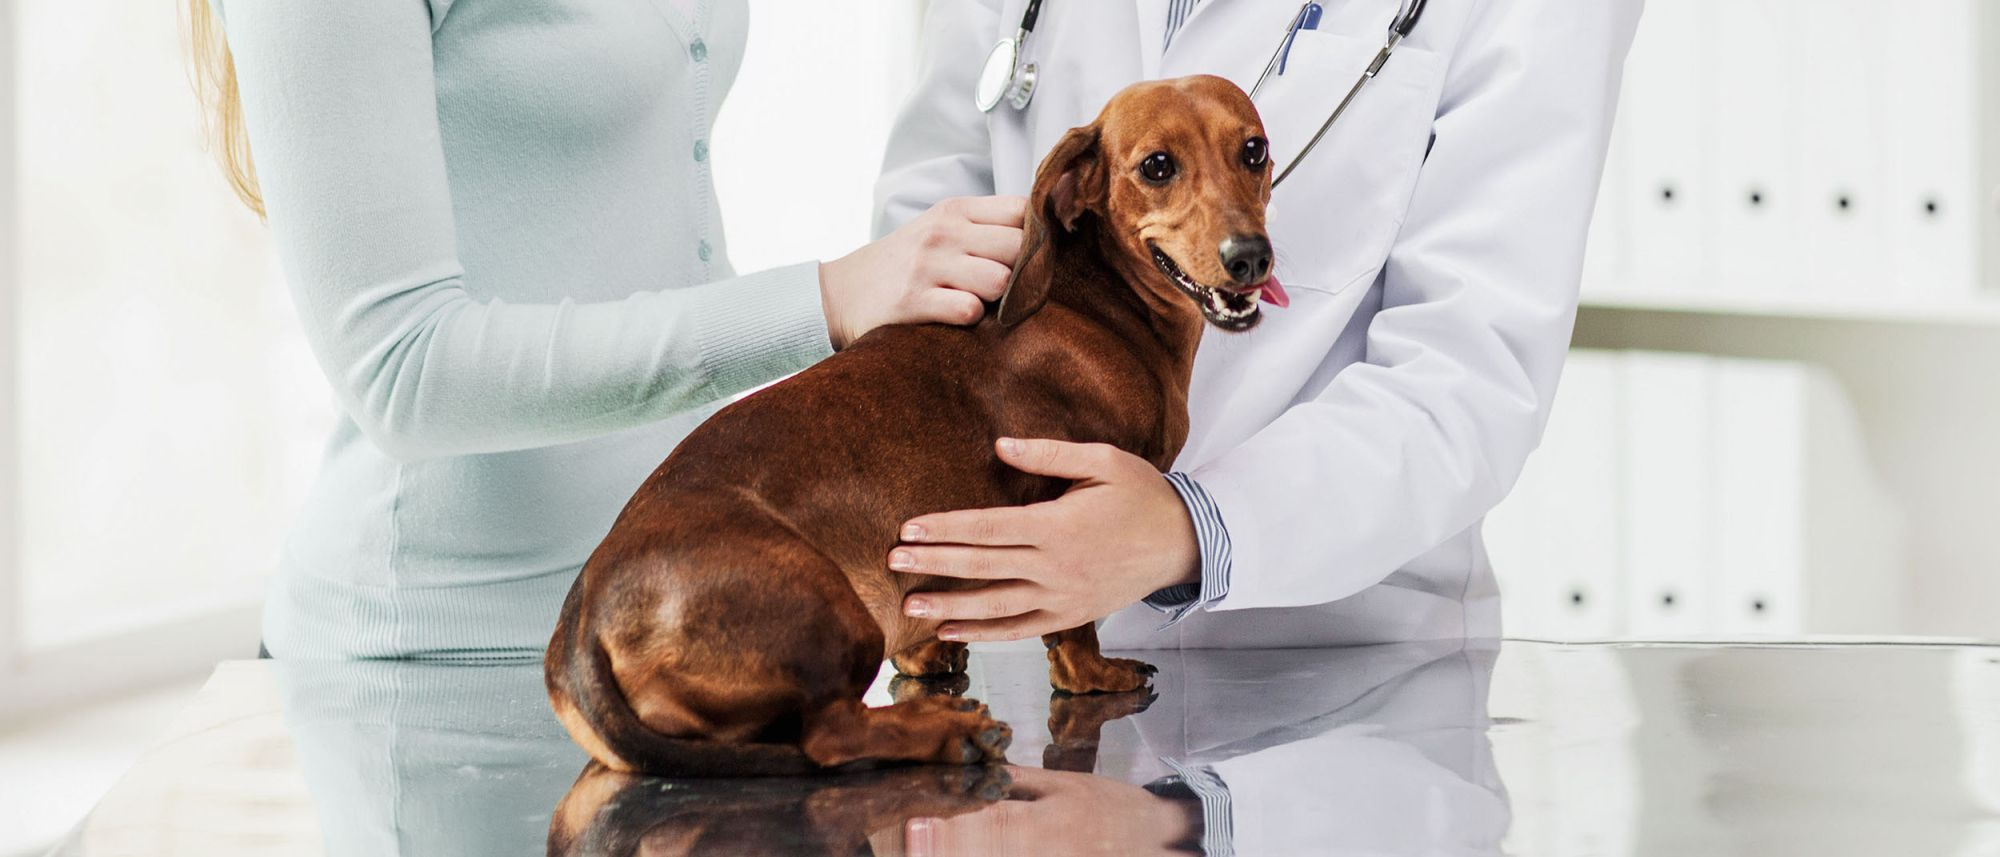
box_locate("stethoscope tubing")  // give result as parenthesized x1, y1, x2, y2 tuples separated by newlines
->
(988, 0, 1431, 188)
(1265, 0, 1428, 188)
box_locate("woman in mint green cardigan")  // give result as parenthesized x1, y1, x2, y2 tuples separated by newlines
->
(191, 0, 1022, 659)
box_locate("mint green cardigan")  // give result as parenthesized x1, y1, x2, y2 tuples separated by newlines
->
(220, 0, 834, 658)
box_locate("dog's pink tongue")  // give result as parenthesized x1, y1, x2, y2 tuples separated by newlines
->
(1260, 275, 1291, 308)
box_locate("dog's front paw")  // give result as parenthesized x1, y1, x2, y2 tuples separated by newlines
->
(1048, 653, 1156, 695)
(902, 695, 1014, 765)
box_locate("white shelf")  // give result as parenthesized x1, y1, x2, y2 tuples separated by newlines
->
(1579, 284, 2000, 327)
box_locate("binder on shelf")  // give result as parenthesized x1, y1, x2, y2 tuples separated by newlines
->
(1710, 360, 1901, 635)
(1617, 0, 1711, 292)
(1621, 352, 1713, 638)
(1486, 350, 1626, 640)
(1711, 359, 1808, 634)
(1537, 351, 1625, 639)
(1886, 0, 1988, 299)
(1797, 0, 1892, 299)
(1706, 0, 1803, 297)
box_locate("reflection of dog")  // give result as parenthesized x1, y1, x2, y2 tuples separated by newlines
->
(546, 763, 1009, 857)
(547, 75, 1277, 775)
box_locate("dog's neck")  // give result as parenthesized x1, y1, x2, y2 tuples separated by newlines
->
(1039, 222, 1206, 463)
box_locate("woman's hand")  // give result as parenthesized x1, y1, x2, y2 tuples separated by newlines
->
(890, 438, 1201, 642)
(818, 196, 1026, 350)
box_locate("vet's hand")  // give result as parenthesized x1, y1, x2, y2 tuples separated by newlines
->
(902, 766, 1196, 857)
(890, 438, 1200, 642)
(817, 196, 1026, 350)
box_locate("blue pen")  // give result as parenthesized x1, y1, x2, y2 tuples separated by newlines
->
(1277, 2, 1322, 75)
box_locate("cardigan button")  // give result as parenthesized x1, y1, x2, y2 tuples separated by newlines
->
(689, 38, 709, 62)
(693, 139, 709, 162)
(697, 240, 713, 262)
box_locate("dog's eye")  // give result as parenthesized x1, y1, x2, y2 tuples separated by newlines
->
(1242, 137, 1269, 170)
(1139, 152, 1178, 184)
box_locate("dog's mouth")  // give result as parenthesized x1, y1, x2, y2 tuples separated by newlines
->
(1150, 244, 1262, 332)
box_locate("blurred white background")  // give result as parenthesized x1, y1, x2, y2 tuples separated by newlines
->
(4, 0, 2000, 853)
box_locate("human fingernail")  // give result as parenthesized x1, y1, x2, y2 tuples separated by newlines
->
(890, 550, 916, 571)
(908, 818, 935, 855)
(905, 598, 932, 618)
(901, 523, 925, 542)
(997, 437, 1022, 456)
(937, 626, 962, 641)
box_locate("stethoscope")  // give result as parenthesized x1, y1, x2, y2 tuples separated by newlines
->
(976, 0, 1431, 188)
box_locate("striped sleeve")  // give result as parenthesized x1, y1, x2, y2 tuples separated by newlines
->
(1158, 760, 1235, 857)
(1144, 472, 1234, 626)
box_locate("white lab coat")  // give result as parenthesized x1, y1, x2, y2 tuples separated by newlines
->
(875, 0, 1642, 648)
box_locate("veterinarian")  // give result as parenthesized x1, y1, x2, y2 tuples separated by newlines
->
(192, 0, 1030, 659)
(879, 0, 1642, 648)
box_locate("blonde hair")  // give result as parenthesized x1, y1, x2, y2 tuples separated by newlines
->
(185, 0, 263, 217)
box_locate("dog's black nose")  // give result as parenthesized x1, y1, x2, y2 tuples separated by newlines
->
(1219, 235, 1273, 286)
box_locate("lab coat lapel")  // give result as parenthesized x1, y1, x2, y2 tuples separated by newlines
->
(1132, 0, 1168, 79)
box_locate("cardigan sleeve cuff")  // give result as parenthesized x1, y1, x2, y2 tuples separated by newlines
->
(1144, 472, 1234, 627)
(690, 261, 835, 401)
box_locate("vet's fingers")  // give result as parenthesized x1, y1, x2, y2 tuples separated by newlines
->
(937, 612, 1064, 644)
(935, 254, 1011, 302)
(960, 222, 1026, 266)
(996, 437, 1122, 480)
(889, 543, 1038, 580)
(901, 506, 1046, 546)
(911, 286, 987, 327)
(904, 581, 1042, 621)
(950, 194, 1029, 228)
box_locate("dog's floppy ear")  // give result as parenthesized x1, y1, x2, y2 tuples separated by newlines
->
(998, 123, 1104, 326)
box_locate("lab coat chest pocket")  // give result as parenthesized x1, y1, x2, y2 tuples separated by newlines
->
(1261, 32, 1446, 295)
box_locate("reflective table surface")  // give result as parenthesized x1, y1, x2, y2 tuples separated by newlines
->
(52, 639, 2000, 856)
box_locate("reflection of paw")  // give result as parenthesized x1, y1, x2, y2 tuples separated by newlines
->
(1049, 654, 1157, 695)
(888, 671, 972, 704)
(942, 761, 1014, 802)
(1042, 687, 1155, 772)
(1049, 687, 1158, 738)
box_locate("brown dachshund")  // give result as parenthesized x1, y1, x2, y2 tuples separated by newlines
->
(545, 75, 1277, 775)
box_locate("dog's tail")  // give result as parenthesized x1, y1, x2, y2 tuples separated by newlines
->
(546, 579, 821, 778)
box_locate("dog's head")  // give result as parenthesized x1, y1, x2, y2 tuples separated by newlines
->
(999, 75, 1277, 332)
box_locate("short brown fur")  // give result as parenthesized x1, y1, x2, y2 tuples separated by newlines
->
(546, 76, 1274, 775)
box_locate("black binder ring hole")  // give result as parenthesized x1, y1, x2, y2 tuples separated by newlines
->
(1660, 184, 1677, 205)
(1752, 599, 1768, 613)
(1924, 198, 1941, 217)
(1748, 190, 1764, 207)
(1661, 592, 1677, 608)
(1836, 194, 1854, 213)
(1570, 590, 1586, 607)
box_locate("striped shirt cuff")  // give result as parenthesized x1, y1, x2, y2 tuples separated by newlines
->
(1145, 472, 1233, 626)
(1160, 760, 1234, 857)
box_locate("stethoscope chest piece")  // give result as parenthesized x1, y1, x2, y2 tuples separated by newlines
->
(976, 37, 1037, 113)
(978, 0, 1044, 112)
